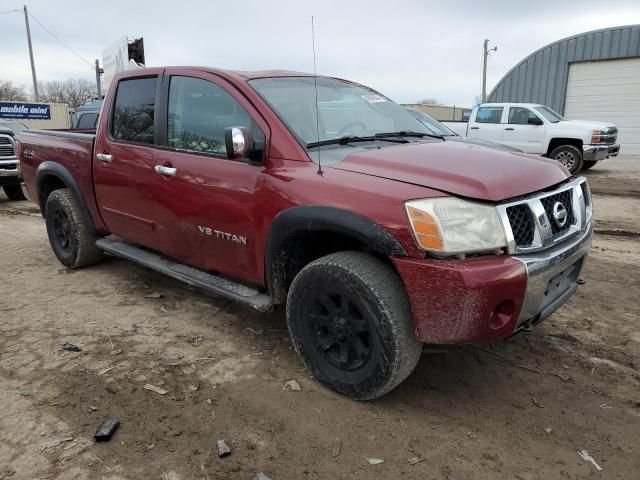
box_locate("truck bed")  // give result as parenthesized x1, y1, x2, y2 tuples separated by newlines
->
(18, 128, 106, 231)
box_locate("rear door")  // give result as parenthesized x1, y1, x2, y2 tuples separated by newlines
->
(149, 73, 268, 285)
(93, 73, 165, 250)
(468, 106, 505, 143)
(502, 106, 546, 153)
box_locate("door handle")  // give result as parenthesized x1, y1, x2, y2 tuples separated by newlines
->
(470, 127, 479, 130)
(96, 153, 112, 162)
(504, 128, 515, 131)
(155, 165, 177, 176)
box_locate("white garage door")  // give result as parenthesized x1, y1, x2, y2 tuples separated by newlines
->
(564, 58, 640, 155)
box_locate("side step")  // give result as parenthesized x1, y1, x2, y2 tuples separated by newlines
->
(96, 238, 273, 312)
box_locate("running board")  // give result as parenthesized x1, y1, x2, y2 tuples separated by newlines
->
(95, 238, 273, 312)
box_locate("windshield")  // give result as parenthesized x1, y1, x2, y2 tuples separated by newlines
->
(534, 106, 563, 123)
(249, 76, 430, 146)
(0, 121, 28, 133)
(405, 109, 456, 136)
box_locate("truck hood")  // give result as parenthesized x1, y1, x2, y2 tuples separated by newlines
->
(556, 120, 616, 130)
(328, 141, 569, 202)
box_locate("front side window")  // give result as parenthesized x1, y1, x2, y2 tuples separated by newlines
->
(534, 106, 563, 123)
(475, 107, 504, 124)
(168, 76, 253, 155)
(508, 107, 540, 125)
(249, 76, 429, 145)
(111, 76, 157, 144)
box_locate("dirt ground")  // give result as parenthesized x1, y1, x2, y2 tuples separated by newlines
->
(1, 156, 639, 480)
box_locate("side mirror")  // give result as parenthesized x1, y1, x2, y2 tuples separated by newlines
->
(528, 116, 543, 126)
(224, 127, 251, 159)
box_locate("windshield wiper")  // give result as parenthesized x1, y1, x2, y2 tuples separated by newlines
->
(306, 135, 408, 149)
(375, 130, 445, 141)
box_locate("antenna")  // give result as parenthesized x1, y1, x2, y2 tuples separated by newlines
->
(311, 15, 322, 175)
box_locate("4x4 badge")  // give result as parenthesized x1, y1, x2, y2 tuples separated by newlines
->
(552, 202, 568, 228)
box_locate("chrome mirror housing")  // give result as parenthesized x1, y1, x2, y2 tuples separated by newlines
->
(224, 127, 250, 159)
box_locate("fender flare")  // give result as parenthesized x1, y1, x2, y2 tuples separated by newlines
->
(36, 161, 97, 233)
(265, 206, 406, 302)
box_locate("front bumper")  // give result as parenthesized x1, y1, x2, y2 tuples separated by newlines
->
(583, 143, 619, 161)
(0, 159, 20, 186)
(392, 225, 592, 343)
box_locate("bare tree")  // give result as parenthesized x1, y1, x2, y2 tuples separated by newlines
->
(416, 98, 442, 106)
(0, 80, 29, 101)
(38, 78, 97, 108)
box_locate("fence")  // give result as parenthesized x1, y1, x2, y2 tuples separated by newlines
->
(401, 103, 470, 121)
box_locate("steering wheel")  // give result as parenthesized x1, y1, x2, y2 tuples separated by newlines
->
(337, 121, 367, 137)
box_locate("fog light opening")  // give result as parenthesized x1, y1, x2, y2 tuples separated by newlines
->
(489, 300, 516, 330)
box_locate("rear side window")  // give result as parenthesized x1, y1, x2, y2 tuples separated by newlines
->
(475, 107, 503, 124)
(77, 112, 99, 129)
(167, 76, 253, 156)
(111, 77, 157, 144)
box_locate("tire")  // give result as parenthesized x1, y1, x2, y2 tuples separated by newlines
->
(286, 251, 422, 400)
(45, 188, 104, 268)
(582, 160, 598, 170)
(3, 184, 26, 201)
(550, 145, 583, 174)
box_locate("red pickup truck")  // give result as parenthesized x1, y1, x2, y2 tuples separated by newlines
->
(19, 67, 593, 399)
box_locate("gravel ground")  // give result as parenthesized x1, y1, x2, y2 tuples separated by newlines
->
(1, 155, 639, 480)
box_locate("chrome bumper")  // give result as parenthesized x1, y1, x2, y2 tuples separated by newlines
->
(0, 159, 19, 177)
(512, 224, 592, 334)
(583, 143, 619, 161)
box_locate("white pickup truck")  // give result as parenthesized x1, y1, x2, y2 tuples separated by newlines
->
(442, 103, 620, 173)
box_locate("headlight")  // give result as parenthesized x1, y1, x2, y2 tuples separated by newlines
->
(591, 130, 606, 143)
(405, 197, 507, 255)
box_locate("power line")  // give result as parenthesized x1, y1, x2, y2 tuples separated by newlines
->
(28, 12, 93, 68)
(0, 8, 21, 15)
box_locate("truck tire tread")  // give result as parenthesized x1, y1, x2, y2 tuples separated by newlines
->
(45, 188, 103, 268)
(286, 251, 422, 400)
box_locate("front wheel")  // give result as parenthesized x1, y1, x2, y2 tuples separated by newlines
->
(3, 184, 26, 201)
(582, 160, 598, 170)
(550, 145, 583, 174)
(286, 251, 422, 400)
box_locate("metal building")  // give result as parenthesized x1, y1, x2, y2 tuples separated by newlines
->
(488, 25, 640, 154)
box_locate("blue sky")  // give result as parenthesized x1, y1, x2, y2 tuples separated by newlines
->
(2, 0, 639, 105)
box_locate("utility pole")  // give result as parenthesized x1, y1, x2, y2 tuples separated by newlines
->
(482, 39, 498, 103)
(23, 5, 38, 101)
(95, 59, 104, 99)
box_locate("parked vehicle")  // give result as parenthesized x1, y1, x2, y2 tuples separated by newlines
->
(69, 100, 102, 129)
(0, 120, 28, 200)
(405, 108, 523, 153)
(19, 68, 593, 399)
(442, 103, 619, 173)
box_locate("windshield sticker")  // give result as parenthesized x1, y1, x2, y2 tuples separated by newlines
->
(361, 94, 386, 103)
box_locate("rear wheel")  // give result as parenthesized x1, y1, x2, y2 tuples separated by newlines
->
(286, 251, 422, 400)
(3, 184, 25, 201)
(45, 189, 104, 268)
(550, 145, 583, 174)
(582, 160, 598, 170)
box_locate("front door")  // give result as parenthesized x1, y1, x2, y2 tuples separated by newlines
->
(150, 74, 268, 285)
(93, 73, 165, 250)
(502, 106, 546, 153)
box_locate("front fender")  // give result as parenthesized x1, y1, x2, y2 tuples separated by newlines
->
(266, 205, 406, 303)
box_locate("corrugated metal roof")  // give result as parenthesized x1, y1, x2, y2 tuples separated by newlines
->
(488, 25, 640, 113)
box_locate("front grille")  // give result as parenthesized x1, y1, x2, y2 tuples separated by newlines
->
(506, 204, 534, 246)
(499, 178, 590, 253)
(0, 135, 15, 158)
(540, 190, 574, 235)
